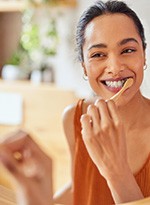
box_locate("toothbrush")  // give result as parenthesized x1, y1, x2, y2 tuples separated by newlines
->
(109, 78, 134, 102)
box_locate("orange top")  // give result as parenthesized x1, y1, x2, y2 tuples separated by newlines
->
(73, 99, 150, 205)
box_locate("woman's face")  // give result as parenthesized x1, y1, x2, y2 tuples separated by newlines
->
(82, 14, 145, 105)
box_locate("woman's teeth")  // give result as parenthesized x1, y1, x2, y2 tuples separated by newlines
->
(105, 79, 126, 88)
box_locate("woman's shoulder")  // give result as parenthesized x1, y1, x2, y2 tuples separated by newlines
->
(62, 102, 78, 123)
(62, 101, 80, 155)
(62, 96, 95, 124)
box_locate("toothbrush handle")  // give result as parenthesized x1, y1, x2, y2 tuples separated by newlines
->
(109, 78, 133, 102)
(109, 87, 126, 102)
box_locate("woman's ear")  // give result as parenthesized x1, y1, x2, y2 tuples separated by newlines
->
(143, 51, 146, 65)
(81, 62, 87, 76)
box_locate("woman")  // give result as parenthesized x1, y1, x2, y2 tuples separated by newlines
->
(0, 0, 150, 204)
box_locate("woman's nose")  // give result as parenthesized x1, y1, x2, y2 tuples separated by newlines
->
(105, 55, 124, 76)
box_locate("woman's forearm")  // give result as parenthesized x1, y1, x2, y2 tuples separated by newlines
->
(107, 170, 144, 204)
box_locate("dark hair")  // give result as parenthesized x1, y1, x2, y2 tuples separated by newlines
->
(76, 0, 147, 62)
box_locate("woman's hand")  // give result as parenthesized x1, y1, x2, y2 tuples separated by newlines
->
(80, 99, 144, 203)
(80, 99, 128, 180)
(0, 130, 53, 205)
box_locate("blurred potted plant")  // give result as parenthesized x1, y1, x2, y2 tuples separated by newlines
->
(2, 8, 58, 82)
(28, 0, 75, 7)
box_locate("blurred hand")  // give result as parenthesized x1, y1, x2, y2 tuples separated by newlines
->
(0, 130, 53, 205)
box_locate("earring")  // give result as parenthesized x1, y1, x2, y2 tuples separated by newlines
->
(144, 64, 147, 70)
(83, 74, 88, 81)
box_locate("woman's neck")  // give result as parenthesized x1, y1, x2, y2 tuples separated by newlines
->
(118, 91, 150, 132)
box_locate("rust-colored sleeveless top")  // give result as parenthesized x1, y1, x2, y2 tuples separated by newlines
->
(73, 99, 150, 205)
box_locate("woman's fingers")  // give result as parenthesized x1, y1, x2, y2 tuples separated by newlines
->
(80, 114, 92, 134)
(0, 146, 24, 183)
(1, 130, 51, 163)
(81, 99, 120, 132)
(0, 129, 52, 181)
(0, 130, 27, 152)
(95, 99, 121, 127)
(95, 99, 111, 124)
(87, 104, 101, 131)
(0, 130, 53, 205)
(107, 100, 121, 126)
(0, 144, 48, 183)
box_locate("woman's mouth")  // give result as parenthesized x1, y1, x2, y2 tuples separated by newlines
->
(101, 77, 132, 93)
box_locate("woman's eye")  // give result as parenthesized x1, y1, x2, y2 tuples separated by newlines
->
(122, 48, 136, 54)
(91, 53, 106, 58)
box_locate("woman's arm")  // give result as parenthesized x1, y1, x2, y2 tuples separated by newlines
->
(107, 170, 144, 204)
(80, 99, 144, 204)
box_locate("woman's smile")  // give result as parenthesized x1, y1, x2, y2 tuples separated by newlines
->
(100, 77, 134, 93)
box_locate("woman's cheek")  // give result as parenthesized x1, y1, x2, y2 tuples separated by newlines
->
(87, 62, 104, 78)
(134, 63, 144, 85)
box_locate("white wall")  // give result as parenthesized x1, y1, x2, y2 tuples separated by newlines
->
(54, 0, 150, 98)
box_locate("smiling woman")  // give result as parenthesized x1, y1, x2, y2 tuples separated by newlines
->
(1, 1, 150, 205)
(66, 0, 150, 204)
(81, 13, 145, 104)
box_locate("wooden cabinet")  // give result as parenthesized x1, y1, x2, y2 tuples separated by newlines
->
(0, 2, 25, 75)
(0, 9, 22, 74)
(0, 2, 26, 75)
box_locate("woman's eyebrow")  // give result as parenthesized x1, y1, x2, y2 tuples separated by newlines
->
(88, 38, 139, 51)
(88, 43, 107, 51)
(119, 38, 139, 46)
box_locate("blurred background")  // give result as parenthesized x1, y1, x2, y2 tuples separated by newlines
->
(0, 0, 150, 198)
